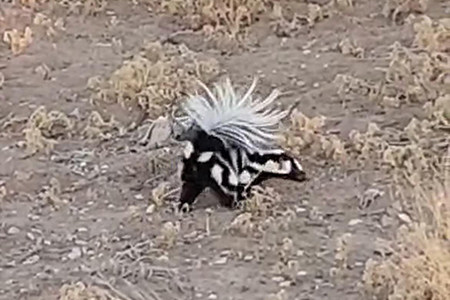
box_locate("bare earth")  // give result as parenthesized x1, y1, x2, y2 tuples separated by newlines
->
(1, 1, 449, 300)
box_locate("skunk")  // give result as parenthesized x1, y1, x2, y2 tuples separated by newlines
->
(172, 77, 307, 211)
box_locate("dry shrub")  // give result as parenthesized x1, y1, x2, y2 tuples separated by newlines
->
(333, 73, 384, 106)
(270, 2, 332, 37)
(383, 0, 429, 24)
(88, 41, 220, 119)
(3, 26, 32, 55)
(55, 0, 107, 16)
(33, 12, 66, 38)
(229, 186, 296, 237)
(238, 185, 281, 217)
(23, 106, 73, 155)
(157, 221, 180, 249)
(149, 0, 269, 41)
(284, 109, 347, 163)
(347, 120, 440, 183)
(82, 111, 122, 140)
(338, 37, 364, 58)
(363, 171, 450, 300)
(349, 123, 386, 162)
(383, 17, 450, 104)
(59, 281, 120, 300)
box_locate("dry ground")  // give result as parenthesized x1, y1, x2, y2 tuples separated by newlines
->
(1, 1, 450, 300)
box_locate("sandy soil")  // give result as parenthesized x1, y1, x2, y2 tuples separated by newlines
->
(1, 1, 449, 300)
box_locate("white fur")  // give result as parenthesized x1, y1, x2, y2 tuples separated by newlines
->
(181, 77, 288, 152)
(239, 170, 252, 184)
(293, 159, 303, 171)
(211, 164, 223, 185)
(228, 172, 238, 186)
(183, 141, 194, 159)
(198, 152, 213, 162)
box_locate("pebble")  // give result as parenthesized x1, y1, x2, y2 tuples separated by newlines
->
(26, 232, 35, 241)
(146, 204, 155, 214)
(296, 80, 306, 87)
(279, 281, 292, 287)
(23, 255, 40, 265)
(398, 213, 412, 224)
(348, 219, 363, 226)
(214, 257, 227, 265)
(67, 247, 82, 260)
(243, 255, 253, 262)
(7, 226, 20, 235)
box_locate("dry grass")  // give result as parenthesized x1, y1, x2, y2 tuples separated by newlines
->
(363, 169, 450, 300)
(22, 106, 73, 155)
(147, 0, 269, 40)
(59, 281, 121, 300)
(283, 109, 347, 163)
(362, 12, 450, 300)
(3, 26, 33, 55)
(88, 41, 220, 119)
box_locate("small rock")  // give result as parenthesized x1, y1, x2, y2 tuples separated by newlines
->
(157, 255, 169, 262)
(28, 214, 40, 221)
(23, 255, 40, 265)
(296, 80, 306, 87)
(26, 232, 35, 241)
(208, 294, 217, 300)
(243, 255, 253, 262)
(297, 271, 307, 277)
(7, 226, 20, 235)
(146, 204, 155, 214)
(398, 213, 412, 224)
(348, 219, 363, 226)
(272, 276, 284, 282)
(214, 257, 227, 265)
(67, 247, 82, 260)
(134, 194, 144, 200)
(381, 215, 394, 227)
(279, 281, 292, 287)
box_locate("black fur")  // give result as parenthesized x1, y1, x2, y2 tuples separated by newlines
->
(176, 128, 307, 212)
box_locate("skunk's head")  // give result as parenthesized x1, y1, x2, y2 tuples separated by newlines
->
(172, 118, 228, 155)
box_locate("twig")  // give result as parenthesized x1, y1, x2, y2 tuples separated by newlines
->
(93, 273, 135, 300)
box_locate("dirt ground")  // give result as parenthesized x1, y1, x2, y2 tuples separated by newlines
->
(1, 1, 449, 300)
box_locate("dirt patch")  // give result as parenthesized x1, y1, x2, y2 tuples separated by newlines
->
(1, 0, 449, 300)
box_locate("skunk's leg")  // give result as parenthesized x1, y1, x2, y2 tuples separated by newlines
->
(178, 180, 205, 212)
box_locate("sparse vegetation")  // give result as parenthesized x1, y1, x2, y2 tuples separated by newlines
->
(2, 0, 450, 299)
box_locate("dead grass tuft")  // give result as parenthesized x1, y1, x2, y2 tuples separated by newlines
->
(149, 0, 269, 41)
(59, 281, 121, 300)
(82, 111, 122, 140)
(88, 41, 220, 119)
(363, 172, 450, 300)
(22, 106, 73, 155)
(3, 26, 33, 55)
(383, 0, 429, 24)
(284, 109, 347, 163)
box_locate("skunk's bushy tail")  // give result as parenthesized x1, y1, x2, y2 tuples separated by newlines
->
(180, 77, 289, 152)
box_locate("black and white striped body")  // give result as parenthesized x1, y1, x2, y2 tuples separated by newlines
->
(177, 129, 307, 211)
(172, 77, 308, 211)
